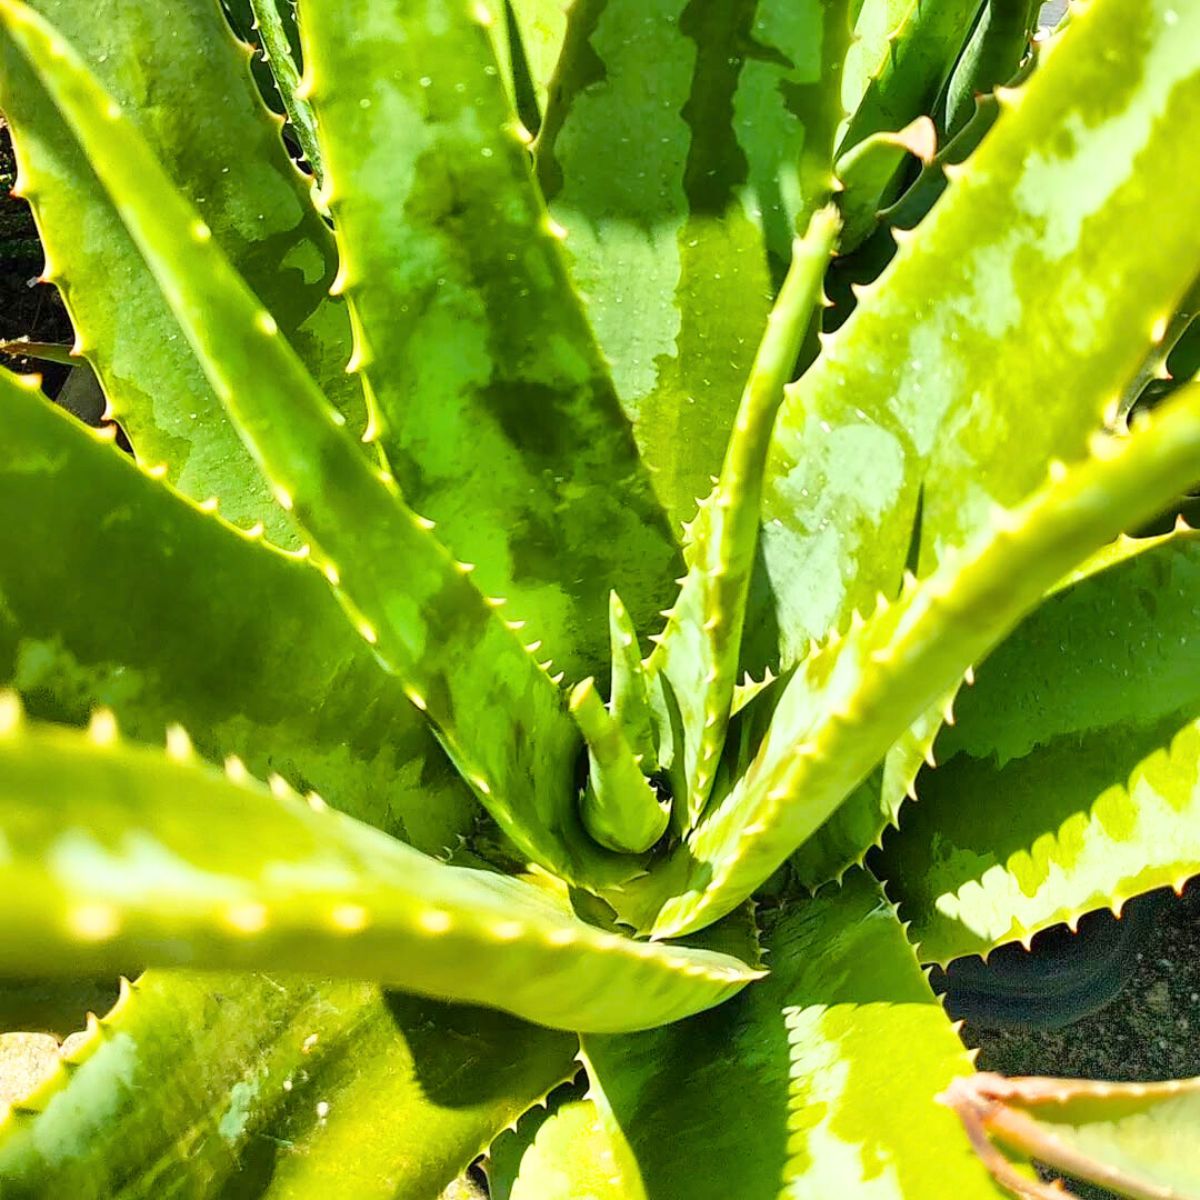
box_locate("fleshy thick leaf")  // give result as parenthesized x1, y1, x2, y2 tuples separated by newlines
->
(0, 973, 575, 1200)
(838, 0, 981, 154)
(576, 874, 1007, 1199)
(0, 365, 475, 853)
(571, 678, 669, 855)
(537, 0, 852, 527)
(0, 2, 626, 885)
(500, 1095, 636, 1200)
(646, 208, 840, 831)
(834, 115, 935, 251)
(249, 0, 323, 186)
(0, 711, 758, 1033)
(299, 0, 680, 683)
(749, 0, 1200, 676)
(940, 0, 1038, 137)
(944, 1073, 1200, 1200)
(505, 0, 572, 126)
(622, 383, 1200, 936)
(0, 0, 361, 542)
(879, 533, 1200, 962)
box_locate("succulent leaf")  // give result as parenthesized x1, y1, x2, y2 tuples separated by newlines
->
(496, 1094, 637, 1200)
(939, 0, 1039, 138)
(248, 0, 323, 187)
(944, 1072, 1200, 1200)
(647, 206, 840, 832)
(0, 364, 477, 854)
(749, 0, 1200, 676)
(0, 0, 1196, 1185)
(570, 678, 669, 855)
(606, 591, 659, 767)
(879, 532, 1200, 962)
(838, 0, 983, 154)
(632, 383, 1200, 936)
(0, 972, 576, 1199)
(537, 0, 852, 527)
(576, 873, 1010, 1198)
(299, 0, 681, 683)
(834, 114, 936, 250)
(0, 0, 361, 543)
(0, 1, 629, 885)
(0, 708, 758, 1032)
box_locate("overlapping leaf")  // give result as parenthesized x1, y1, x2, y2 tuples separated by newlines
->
(944, 1072, 1200, 1200)
(616, 382, 1200, 936)
(646, 209, 839, 832)
(0, 365, 476, 853)
(537, 0, 852, 527)
(300, 0, 679, 683)
(0, 0, 362, 542)
(748, 0, 1200, 676)
(0, 708, 757, 1032)
(879, 532, 1200, 962)
(0, 972, 575, 1200)
(574, 875, 1008, 1198)
(0, 0, 630, 885)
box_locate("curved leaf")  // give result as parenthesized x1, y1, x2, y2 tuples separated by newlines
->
(0, 709, 757, 1033)
(503, 1096, 635, 1200)
(622, 382, 1200, 936)
(646, 208, 840, 832)
(838, 0, 981, 154)
(0, 2, 628, 886)
(945, 1073, 1200, 1200)
(0, 365, 475, 854)
(537, 0, 852, 527)
(878, 535, 1200, 962)
(0, 0, 361, 543)
(300, 0, 681, 683)
(940, 0, 1038, 137)
(749, 0, 1200, 675)
(578, 874, 1009, 1199)
(0, 972, 575, 1199)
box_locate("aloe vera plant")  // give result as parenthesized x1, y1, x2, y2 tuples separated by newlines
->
(0, 0, 1199, 1195)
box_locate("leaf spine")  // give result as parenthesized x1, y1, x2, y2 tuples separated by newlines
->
(88, 708, 118, 745)
(225, 902, 269, 933)
(165, 724, 193, 760)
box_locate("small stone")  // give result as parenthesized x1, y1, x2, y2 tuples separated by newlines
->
(0, 1033, 60, 1105)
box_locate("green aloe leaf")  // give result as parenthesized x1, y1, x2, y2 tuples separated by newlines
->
(624, 382, 1200, 936)
(748, 0, 1200, 677)
(0, 0, 627, 885)
(297, 0, 679, 684)
(501, 0, 572, 130)
(0, 365, 476, 854)
(646, 207, 840, 831)
(940, 0, 1038, 137)
(839, 0, 981, 154)
(493, 1093, 635, 1200)
(248, 0, 322, 186)
(0, 0, 362, 543)
(570, 678, 669, 855)
(944, 1073, 1200, 1200)
(0, 706, 758, 1033)
(537, 0, 852, 528)
(0, 972, 576, 1199)
(878, 532, 1200, 962)
(834, 115, 935, 251)
(574, 873, 1008, 1198)
(840, 0, 912, 122)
